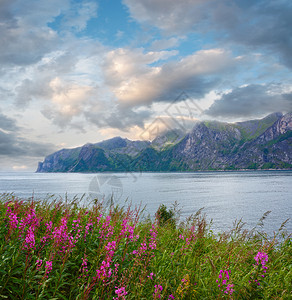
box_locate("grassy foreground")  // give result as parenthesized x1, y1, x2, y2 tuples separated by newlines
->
(0, 194, 291, 299)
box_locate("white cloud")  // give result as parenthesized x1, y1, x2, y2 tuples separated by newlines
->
(124, 0, 292, 69)
(151, 37, 182, 51)
(49, 77, 92, 116)
(61, 1, 98, 32)
(103, 48, 236, 106)
(124, 0, 214, 35)
(12, 165, 28, 170)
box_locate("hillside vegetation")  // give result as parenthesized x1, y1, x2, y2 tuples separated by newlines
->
(37, 113, 292, 172)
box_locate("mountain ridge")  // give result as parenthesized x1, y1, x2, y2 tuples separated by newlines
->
(37, 112, 292, 172)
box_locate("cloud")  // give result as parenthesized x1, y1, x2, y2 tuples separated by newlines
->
(123, 0, 211, 35)
(103, 47, 237, 106)
(15, 78, 52, 108)
(205, 84, 292, 118)
(60, 1, 98, 32)
(0, 0, 66, 66)
(151, 37, 182, 51)
(84, 94, 153, 131)
(105, 107, 152, 130)
(0, 128, 56, 158)
(27, 46, 237, 132)
(0, 112, 19, 132)
(0, 0, 98, 67)
(0, 112, 56, 159)
(0, 129, 57, 170)
(1, 0, 290, 148)
(0, 22, 57, 67)
(41, 77, 94, 128)
(124, 0, 292, 69)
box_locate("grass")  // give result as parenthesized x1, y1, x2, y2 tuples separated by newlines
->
(0, 193, 291, 299)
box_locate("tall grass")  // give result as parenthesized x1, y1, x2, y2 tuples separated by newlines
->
(0, 193, 291, 299)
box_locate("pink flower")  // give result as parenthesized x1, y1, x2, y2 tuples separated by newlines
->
(79, 256, 89, 276)
(45, 260, 53, 276)
(252, 251, 269, 286)
(254, 251, 268, 269)
(24, 226, 35, 250)
(179, 234, 184, 240)
(217, 269, 233, 295)
(114, 286, 128, 298)
(36, 259, 42, 270)
(153, 285, 163, 299)
(8, 212, 18, 229)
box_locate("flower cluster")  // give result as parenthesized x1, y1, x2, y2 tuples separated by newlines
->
(114, 286, 128, 300)
(19, 207, 39, 235)
(45, 260, 53, 277)
(95, 240, 117, 281)
(254, 251, 268, 271)
(153, 284, 163, 299)
(79, 256, 89, 278)
(251, 251, 269, 286)
(23, 226, 35, 250)
(7, 209, 18, 230)
(216, 269, 234, 296)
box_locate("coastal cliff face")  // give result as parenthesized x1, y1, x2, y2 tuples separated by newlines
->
(37, 113, 292, 172)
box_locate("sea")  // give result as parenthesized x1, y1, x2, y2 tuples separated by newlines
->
(0, 171, 291, 236)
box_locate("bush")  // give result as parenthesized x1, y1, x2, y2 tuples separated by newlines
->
(156, 204, 176, 228)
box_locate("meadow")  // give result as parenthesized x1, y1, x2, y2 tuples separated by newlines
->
(0, 193, 291, 299)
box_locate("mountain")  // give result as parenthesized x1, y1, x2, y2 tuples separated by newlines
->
(37, 113, 292, 172)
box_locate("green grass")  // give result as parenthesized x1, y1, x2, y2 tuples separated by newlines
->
(0, 194, 291, 299)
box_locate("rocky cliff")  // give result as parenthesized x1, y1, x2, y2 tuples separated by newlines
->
(37, 112, 292, 172)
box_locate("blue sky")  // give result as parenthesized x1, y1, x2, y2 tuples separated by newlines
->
(0, 0, 291, 171)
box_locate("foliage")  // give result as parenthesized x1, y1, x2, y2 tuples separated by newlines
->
(0, 193, 291, 299)
(156, 204, 176, 228)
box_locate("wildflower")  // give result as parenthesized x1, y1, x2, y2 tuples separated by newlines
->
(8, 211, 18, 229)
(147, 272, 156, 280)
(79, 256, 89, 277)
(95, 260, 112, 281)
(105, 240, 117, 258)
(114, 263, 119, 273)
(168, 294, 175, 299)
(19, 207, 39, 234)
(149, 225, 157, 249)
(251, 251, 269, 287)
(45, 221, 53, 231)
(45, 260, 53, 276)
(114, 286, 128, 299)
(153, 285, 163, 299)
(216, 269, 233, 296)
(36, 259, 42, 270)
(24, 226, 35, 250)
(254, 251, 268, 272)
(84, 222, 93, 237)
(225, 284, 234, 295)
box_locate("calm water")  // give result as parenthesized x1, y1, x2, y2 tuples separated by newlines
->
(0, 171, 291, 235)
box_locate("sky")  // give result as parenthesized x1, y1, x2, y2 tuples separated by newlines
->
(0, 0, 291, 171)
